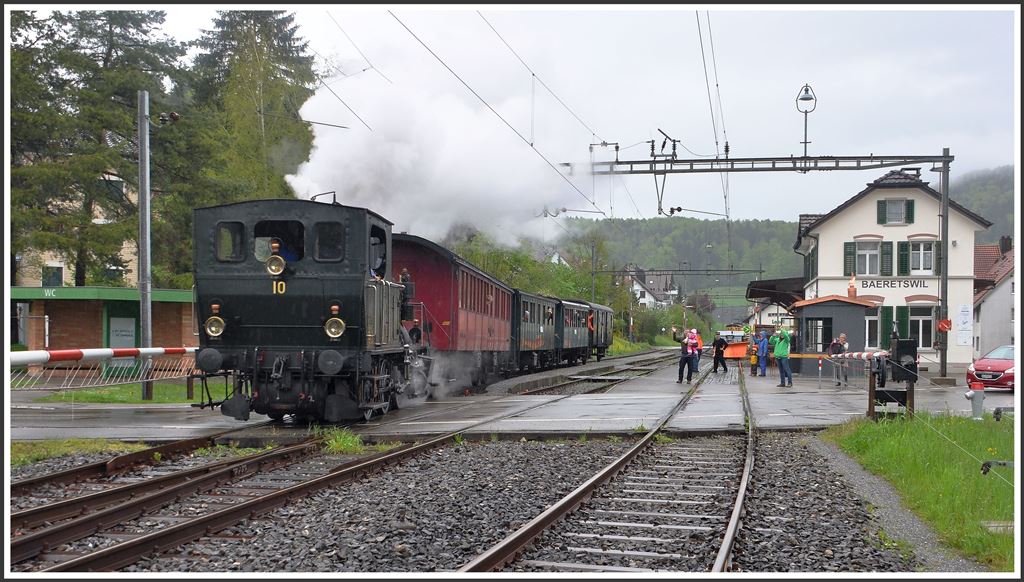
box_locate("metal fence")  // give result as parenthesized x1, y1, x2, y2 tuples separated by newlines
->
(9, 347, 197, 391)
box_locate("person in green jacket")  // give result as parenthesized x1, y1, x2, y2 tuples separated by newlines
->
(769, 327, 792, 387)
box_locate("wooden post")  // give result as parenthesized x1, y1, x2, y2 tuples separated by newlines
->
(186, 375, 194, 400)
(906, 380, 914, 418)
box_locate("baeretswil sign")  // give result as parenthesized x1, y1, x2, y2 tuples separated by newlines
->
(860, 279, 930, 289)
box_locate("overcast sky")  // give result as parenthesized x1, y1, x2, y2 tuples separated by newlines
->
(17, 5, 1024, 245)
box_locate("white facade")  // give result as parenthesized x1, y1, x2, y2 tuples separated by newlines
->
(797, 171, 989, 367)
(974, 274, 1015, 358)
(745, 303, 789, 327)
(631, 279, 670, 308)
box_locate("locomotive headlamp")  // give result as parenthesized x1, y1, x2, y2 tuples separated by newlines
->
(324, 317, 346, 338)
(266, 255, 286, 276)
(205, 316, 226, 337)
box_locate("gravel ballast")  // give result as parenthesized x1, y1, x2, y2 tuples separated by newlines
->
(126, 439, 634, 573)
(732, 432, 920, 572)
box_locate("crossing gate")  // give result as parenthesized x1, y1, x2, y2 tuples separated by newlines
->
(9, 347, 197, 391)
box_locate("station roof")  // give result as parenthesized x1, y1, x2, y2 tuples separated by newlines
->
(10, 286, 194, 303)
(745, 277, 804, 309)
(791, 294, 877, 309)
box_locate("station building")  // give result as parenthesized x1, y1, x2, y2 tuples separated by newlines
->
(793, 168, 991, 369)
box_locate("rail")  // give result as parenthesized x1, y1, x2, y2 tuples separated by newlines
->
(458, 366, 712, 572)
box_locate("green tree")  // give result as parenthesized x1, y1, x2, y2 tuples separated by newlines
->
(10, 10, 185, 286)
(193, 10, 316, 200)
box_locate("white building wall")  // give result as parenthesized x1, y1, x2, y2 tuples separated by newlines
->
(805, 186, 986, 367)
(976, 275, 1015, 357)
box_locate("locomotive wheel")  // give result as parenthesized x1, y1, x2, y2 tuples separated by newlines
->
(267, 411, 285, 422)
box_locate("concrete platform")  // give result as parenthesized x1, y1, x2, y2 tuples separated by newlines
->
(7, 351, 1015, 444)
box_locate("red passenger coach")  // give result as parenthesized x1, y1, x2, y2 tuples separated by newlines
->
(392, 234, 513, 387)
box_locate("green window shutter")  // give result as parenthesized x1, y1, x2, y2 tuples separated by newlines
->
(905, 199, 914, 224)
(880, 241, 893, 276)
(895, 306, 910, 339)
(843, 242, 855, 276)
(803, 252, 810, 281)
(880, 306, 893, 350)
(877, 200, 887, 224)
(811, 247, 818, 279)
(934, 241, 942, 275)
(897, 241, 910, 276)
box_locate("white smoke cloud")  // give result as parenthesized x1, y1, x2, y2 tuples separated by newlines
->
(286, 33, 599, 246)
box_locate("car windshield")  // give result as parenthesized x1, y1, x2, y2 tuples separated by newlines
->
(982, 346, 1015, 360)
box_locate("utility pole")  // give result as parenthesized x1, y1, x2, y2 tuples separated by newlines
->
(938, 147, 950, 378)
(138, 90, 153, 400)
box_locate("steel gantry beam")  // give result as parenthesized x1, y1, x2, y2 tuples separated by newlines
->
(560, 153, 954, 176)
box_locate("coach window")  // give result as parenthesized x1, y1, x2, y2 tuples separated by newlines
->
(255, 220, 304, 262)
(216, 222, 245, 261)
(314, 222, 344, 261)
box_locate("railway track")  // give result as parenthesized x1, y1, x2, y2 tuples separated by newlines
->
(11, 357, 679, 572)
(9, 423, 274, 498)
(459, 366, 756, 573)
(519, 354, 678, 396)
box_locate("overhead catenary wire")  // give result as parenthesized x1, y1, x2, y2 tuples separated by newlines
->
(316, 74, 373, 132)
(327, 11, 393, 84)
(477, 11, 604, 143)
(390, 10, 607, 219)
(616, 175, 644, 219)
(707, 12, 733, 271)
(696, 11, 734, 277)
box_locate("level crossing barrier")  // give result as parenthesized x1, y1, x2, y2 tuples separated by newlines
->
(9, 347, 197, 391)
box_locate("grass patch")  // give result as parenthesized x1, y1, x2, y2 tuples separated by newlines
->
(310, 426, 401, 455)
(607, 335, 652, 357)
(653, 433, 675, 444)
(11, 439, 149, 468)
(192, 444, 272, 458)
(821, 413, 1015, 571)
(35, 382, 201, 404)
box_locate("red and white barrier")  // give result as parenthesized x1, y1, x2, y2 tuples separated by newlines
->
(828, 351, 889, 360)
(10, 347, 196, 367)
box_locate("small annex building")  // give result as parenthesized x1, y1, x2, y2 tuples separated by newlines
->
(11, 286, 196, 352)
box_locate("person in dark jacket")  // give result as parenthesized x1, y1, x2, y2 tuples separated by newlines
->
(712, 332, 729, 373)
(828, 333, 849, 386)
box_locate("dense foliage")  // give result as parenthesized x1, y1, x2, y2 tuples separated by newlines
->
(949, 165, 1014, 244)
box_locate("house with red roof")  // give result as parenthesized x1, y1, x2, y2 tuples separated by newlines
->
(973, 237, 1014, 358)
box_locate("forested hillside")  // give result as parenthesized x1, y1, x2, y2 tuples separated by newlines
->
(949, 165, 1014, 243)
(572, 217, 803, 293)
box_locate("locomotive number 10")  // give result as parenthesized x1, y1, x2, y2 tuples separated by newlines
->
(272, 281, 287, 295)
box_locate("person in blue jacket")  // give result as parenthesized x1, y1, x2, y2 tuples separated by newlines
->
(756, 330, 770, 377)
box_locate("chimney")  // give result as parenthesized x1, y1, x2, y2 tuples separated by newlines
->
(848, 274, 857, 298)
(999, 235, 1013, 254)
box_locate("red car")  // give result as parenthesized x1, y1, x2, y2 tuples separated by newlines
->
(967, 345, 1015, 391)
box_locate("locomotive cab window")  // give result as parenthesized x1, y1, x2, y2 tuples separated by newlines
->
(254, 220, 304, 262)
(369, 225, 387, 277)
(216, 222, 245, 261)
(315, 222, 344, 261)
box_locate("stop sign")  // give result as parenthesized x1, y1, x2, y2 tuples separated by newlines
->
(937, 319, 952, 332)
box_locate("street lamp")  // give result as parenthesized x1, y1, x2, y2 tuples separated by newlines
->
(796, 83, 817, 161)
